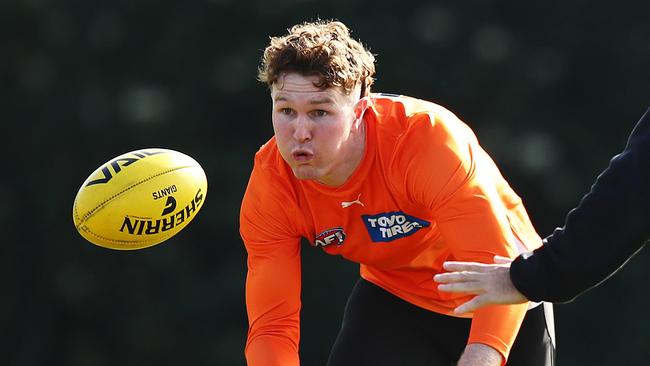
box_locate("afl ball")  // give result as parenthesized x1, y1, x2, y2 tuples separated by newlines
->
(72, 148, 207, 250)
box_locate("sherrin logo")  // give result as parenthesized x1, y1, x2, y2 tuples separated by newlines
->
(313, 227, 346, 247)
(119, 188, 204, 236)
(362, 211, 430, 242)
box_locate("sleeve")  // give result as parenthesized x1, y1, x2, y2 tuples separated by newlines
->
(510, 107, 650, 303)
(395, 112, 529, 362)
(240, 162, 303, 366)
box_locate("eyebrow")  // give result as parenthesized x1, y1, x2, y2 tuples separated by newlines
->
(274, 95, 336, 105)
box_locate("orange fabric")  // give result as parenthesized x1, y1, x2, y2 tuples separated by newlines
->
(240, 94, 543, 364)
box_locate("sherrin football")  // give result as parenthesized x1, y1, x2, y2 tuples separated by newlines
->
(72, 148, 207, 250)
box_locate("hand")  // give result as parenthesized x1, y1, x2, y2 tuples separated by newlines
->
(434, 256, 528, 314)
(456, 343, 502, 366)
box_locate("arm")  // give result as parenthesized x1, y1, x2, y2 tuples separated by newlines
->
(396, 111, 531, 364)
(240, 163, 303, 366)
(511, 107, 650, 303)
(243, 236, 302, 366)
(434, 186, 528, 365)
(458, 343, 504, 366)
(435, 107, 650, 309)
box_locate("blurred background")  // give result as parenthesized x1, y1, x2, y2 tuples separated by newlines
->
(3, 0, 649, 364)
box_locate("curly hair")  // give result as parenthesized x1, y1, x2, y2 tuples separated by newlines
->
(258, 20, 376, 97)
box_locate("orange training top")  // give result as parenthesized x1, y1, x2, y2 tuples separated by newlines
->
(240, 94, 543, 365)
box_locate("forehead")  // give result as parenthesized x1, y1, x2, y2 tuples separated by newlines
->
(271, 73, 347, 103)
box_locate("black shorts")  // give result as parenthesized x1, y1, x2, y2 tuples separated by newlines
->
(327, 278, 555, 366)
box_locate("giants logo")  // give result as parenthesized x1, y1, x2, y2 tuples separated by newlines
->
(313, 227, 346, 247)
(362, 211, 430, 242)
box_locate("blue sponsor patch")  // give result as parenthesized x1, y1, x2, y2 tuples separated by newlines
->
(362, 211, 430, 242)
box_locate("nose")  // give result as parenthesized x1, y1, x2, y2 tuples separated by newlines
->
(293, 115, 312, 143)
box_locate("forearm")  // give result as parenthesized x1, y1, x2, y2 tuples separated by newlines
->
(457, 343, 503, 366)
(465, 302, 528, 364)
(510, 235, 646, 303)
(510, 114, 650, 302)
(243, 238, 302, 366)
(246, 336, 300, 366)
(245, 274, 301, 366)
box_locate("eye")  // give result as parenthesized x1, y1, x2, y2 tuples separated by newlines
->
(311, 110, 328, 117)
(278, 108, 294, 116)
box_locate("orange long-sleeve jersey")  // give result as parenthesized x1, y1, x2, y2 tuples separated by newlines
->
(240, 94, 543, 365)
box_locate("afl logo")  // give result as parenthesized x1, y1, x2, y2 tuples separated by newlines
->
(313, 227, 346, 247)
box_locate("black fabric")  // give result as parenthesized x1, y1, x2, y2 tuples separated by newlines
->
(327, 278, 555, 366)
(511, 107, 650, 303)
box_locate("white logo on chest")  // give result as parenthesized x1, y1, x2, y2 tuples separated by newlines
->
(341, 194, 364, 208)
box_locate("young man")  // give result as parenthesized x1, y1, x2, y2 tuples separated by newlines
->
(240, 20, 555, 366)
(435, 107, 650, 313)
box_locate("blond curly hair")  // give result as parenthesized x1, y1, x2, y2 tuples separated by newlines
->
(258, 20, 376, 97)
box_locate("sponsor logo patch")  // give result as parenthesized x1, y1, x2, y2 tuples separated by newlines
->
(313, 227, 346, 247)
(362, 211, 430, 242)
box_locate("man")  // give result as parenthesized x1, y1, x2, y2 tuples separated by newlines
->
(240, 20, 555, 366)
(435, 107, 649, 313)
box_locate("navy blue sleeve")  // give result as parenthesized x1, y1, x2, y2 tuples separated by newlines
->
(510, 107, 650, 303)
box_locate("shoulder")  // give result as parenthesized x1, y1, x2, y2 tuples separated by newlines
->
(244, 137, 296, 207)
(370, 94, 480, 206)
(252, 136, 286, 173)
(370, 93, 477, 171)
(240, 138, 302, 240)
(370, 93, 477, 148)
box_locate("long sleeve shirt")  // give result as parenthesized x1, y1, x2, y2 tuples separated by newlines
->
(240, 94, 544, 364)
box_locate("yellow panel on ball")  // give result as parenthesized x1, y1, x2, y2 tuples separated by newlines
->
(72, 148, 208, 250)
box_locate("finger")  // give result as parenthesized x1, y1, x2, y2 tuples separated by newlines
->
(493, 255, 513, 265)
(433, 272, 463, 283)
(454, 296, 487, 314)
(437, 282, 483, 294)
(434, 271, 485, 284)
(442, 261, 492, 272)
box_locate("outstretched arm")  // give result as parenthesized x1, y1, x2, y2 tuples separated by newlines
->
(240, 162, 304, 366)
(244, 237, 302, 366)
(398, 113, 531, 364)
(510, 107, 650, 303)
(437, 107, 650, 309)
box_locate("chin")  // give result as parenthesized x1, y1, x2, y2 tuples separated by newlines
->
(291, 166, 321, 181)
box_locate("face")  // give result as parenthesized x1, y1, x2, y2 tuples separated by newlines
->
(271, 72, 364, 187)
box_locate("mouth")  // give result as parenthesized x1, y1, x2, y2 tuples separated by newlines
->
(291, 148, 314, 163)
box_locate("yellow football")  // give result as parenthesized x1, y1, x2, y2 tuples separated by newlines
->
(72, 148, 207, 250)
